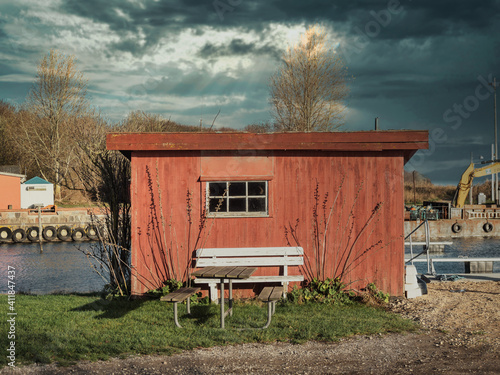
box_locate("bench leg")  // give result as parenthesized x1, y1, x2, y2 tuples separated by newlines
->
(173, 302, 183, 328)
(209, 283, 217, 304)
(186, 295, 191, 315)
(281, 282, 288, 300)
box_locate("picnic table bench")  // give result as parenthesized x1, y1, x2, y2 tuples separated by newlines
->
(193, 247, 304, 302)
(258, 286, 284, 329)
(160, 287, 200, 328)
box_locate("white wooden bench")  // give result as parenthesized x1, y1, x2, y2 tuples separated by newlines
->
(193, 247, 304, 302)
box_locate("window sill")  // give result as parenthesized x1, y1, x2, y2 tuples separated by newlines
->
(207, 213, 270, 218)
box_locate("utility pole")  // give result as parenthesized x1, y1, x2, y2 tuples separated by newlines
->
(489, 78, 498, 205)
(470, 152, 474, 205)
(412, 170, 416, 205)
(492, 144, 495, 201)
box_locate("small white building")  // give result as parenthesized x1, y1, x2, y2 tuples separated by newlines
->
(20, 176, 54, 209)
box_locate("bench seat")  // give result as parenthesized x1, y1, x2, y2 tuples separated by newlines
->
(258, 286, 284, 302)
(193, 275, 304, 285)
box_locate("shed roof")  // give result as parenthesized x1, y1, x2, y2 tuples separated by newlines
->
(0, 171, 26, 179)
(24, 176, 52, 185)
(106, 130, 428, 163)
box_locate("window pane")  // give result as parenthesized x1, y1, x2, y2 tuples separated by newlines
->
(229, 198, 246, 212)
(248, 198, 266, 212)
(248, 181, 266, 196)
(209, 182, 226, 196)
(209, 197, 227, 212)
(229, 182, 246, 196)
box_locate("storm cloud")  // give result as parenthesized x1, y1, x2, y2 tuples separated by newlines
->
(0, 0, 499, 184)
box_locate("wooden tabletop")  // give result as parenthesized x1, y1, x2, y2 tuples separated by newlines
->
(192, 266, 257, 279)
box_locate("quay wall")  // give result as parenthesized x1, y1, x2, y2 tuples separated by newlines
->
(0, 208, 106, 243)
(0, 209, 104, 227)
(405, 219, 500, 241)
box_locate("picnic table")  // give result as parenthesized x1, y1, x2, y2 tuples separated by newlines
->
(192, 266, 257, 328)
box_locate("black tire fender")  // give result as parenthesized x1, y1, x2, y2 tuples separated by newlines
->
(27, 227, 40, 242)
(86, 224, 99, 240)
(0, 227, 12, 241)
(11, 228, 27, 243)
(71, 227, 86, 241)
(42, 226, 57, 241)
(451, 223, 462, 233)
(57, 226, 72, 241)
(483, 222, 493, 233)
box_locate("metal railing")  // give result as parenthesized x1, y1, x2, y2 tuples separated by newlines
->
(465, 210, 500, 219)
(405, 220, 430, 272)
(404, 220, 452, 274)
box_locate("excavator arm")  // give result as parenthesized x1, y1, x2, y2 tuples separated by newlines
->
(453, 162, 500, 207)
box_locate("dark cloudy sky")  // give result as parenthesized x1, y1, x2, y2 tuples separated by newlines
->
(1, 0, 499, 185)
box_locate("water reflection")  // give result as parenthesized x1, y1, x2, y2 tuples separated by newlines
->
(0, 242, 107, 294)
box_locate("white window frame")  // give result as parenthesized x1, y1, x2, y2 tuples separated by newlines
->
(206, 181, 269, 217)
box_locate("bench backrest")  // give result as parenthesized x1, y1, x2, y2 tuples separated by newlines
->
(195, 247, 304, 270)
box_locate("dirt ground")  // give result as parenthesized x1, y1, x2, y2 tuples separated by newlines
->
(4, 280, 499, 374)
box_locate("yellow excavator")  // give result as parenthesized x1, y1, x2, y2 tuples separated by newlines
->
(453, 162, 500, 207)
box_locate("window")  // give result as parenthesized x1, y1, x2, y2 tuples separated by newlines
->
(207, 181, 268, 217)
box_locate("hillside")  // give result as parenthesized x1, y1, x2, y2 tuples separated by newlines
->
(404, 170, 493, 205)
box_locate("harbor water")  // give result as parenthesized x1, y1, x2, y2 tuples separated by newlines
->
(406, 237, 500, 275)
(0, 238, 498, 294)
(0, 241, 107, 294)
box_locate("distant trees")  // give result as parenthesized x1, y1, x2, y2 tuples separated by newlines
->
(121, 110, 200, 132)
(243, 122, 273, 133)
(13, 49, 90, 199)
(0, 101, 22, 167)
(269, 25, 349, 132)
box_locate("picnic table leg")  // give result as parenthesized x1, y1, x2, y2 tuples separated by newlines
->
(220, 278, 225, 329)
(228, 279, 233, 317)
(262, 302, 273, 329)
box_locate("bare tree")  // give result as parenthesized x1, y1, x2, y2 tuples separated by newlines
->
(15, 49, 90, 199)
(270, 25, 349, 132)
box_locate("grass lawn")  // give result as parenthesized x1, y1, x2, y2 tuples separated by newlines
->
(0, 294, 417, 367)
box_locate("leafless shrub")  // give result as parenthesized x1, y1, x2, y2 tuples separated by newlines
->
(285, 178, 385, 286)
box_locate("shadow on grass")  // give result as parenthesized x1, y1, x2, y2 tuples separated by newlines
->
(70, 296, 147, 319)
(190, 304, 217, 326)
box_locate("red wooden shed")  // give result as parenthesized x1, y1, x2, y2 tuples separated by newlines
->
(107, 131, 428, 297)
